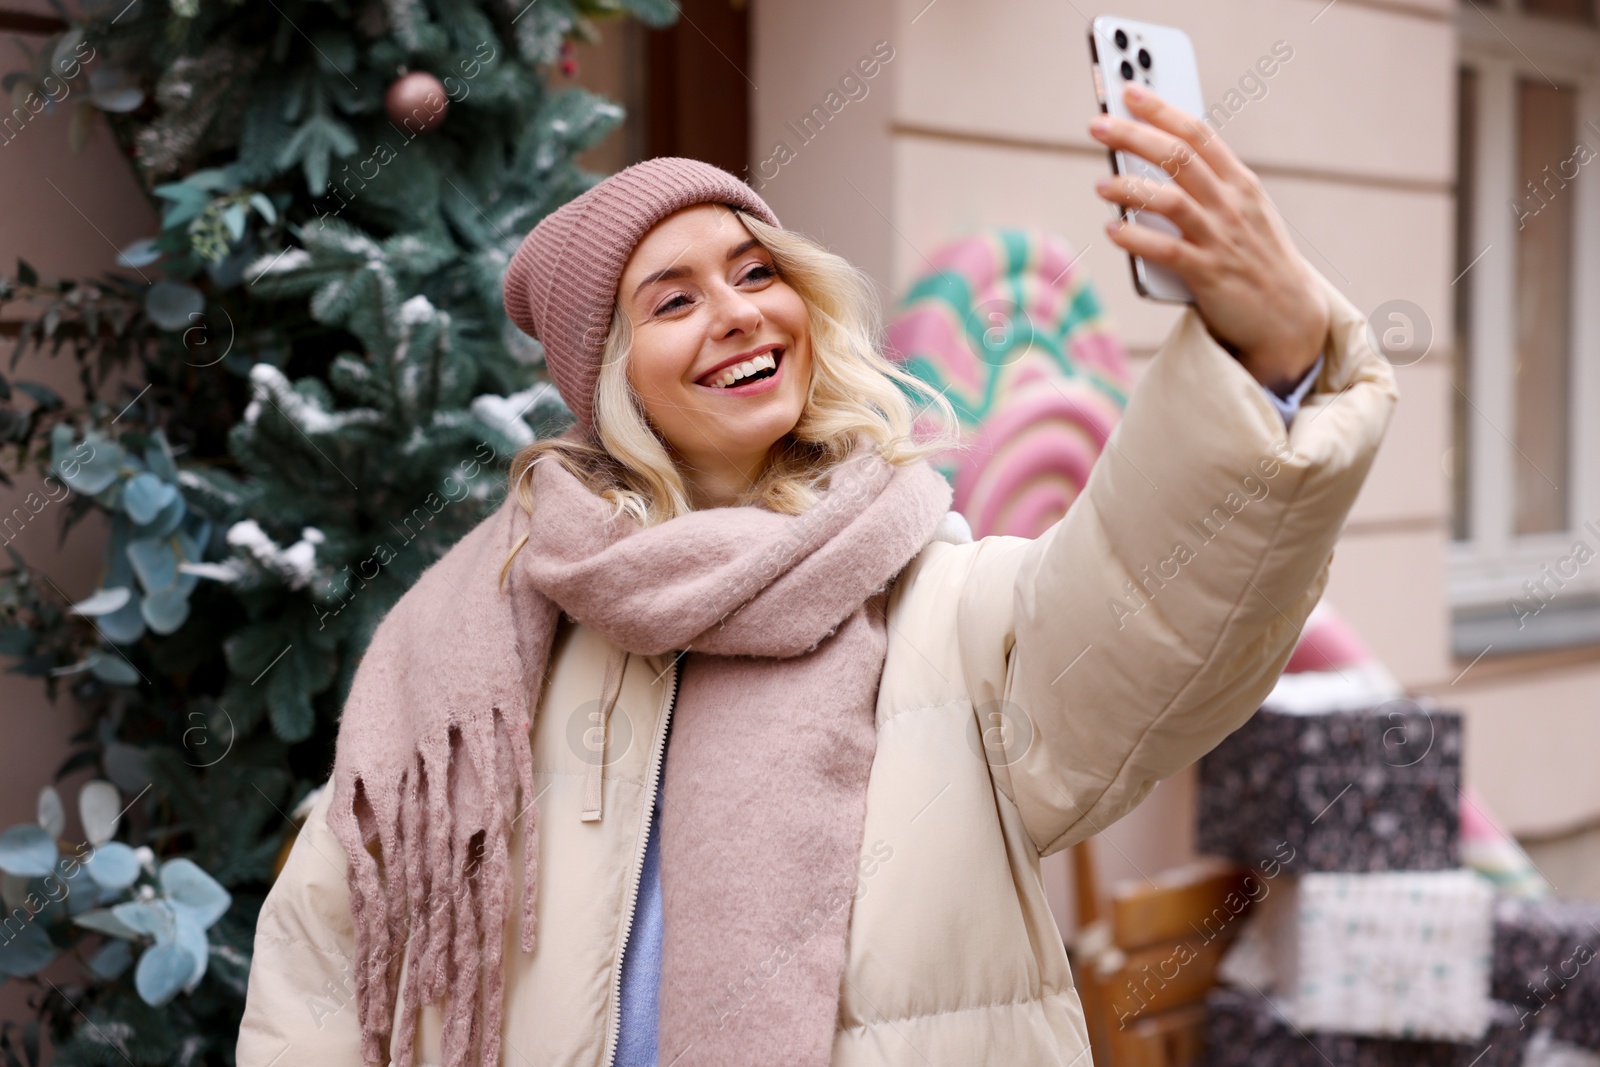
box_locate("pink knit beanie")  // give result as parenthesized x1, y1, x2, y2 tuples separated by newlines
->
(502, 156, 782, 439)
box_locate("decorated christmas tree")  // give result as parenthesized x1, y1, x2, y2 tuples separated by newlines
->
(0, 0, 670, 1059)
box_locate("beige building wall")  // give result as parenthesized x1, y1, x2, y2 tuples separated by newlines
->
(751, 0, 1600, 931)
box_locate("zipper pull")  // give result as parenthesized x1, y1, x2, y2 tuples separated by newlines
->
(581, 646, 628, 822)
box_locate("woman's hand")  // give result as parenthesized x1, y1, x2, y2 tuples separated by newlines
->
(1089, 82, 1330, 396)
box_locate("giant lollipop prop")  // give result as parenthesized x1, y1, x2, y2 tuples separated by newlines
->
(887, 229, 1133, 539)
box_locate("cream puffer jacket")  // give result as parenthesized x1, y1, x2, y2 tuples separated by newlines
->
(237, 265, 1397, 1066)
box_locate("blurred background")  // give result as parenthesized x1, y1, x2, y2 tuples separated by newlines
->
(0, 0, 1596, 1062)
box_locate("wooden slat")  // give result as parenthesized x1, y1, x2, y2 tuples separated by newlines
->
(1099, 931, 1233, 1023)
(1110, 859, 1254, 951)
(1108, 1001, 1209, 1067)
(1072, 838, 1102, 928)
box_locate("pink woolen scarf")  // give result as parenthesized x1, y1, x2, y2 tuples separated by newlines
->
(326, 433, 953, 1066)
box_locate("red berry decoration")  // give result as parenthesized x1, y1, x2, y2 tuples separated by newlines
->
(385, 70, 449, 133)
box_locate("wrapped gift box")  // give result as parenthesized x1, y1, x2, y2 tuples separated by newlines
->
(1197, 698, 1461, 872)
(1214, 870, 1494, 1042)
(1491, 896, 1600, 1019)
(1285, 870, 1494, 1040)
(1203, 987, 1530, 1067)
(1532, 905, 1600, 1051)
(1554, 978, 1600, 1054)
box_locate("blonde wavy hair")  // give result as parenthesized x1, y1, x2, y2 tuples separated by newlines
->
(499, 208, 964, 580)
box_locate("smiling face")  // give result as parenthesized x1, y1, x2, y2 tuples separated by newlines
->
(616, 203, 813, 507)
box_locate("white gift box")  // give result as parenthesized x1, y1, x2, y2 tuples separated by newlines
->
(1217, 869, 1495, 1041)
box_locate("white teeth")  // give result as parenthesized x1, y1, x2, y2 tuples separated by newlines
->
(706, 351, 778, 389)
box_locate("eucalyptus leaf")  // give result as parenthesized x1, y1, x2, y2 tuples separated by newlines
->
(172, 907, 209, 992)
(223, 203, 247, 241)
(87, 650, 141, 686)
(160, 859, 230, 928)
(249, 192, 277, 225)
(91, 85, 144, 112)
(112, 899, 176, 943)
(0, 826, 57, 878)
(49, 28, 85, 71)
(73, 907, 140, 940)
(13, 877, 65, 925)
(132, 491, 186, 540)
(88, 938, 133, 980)
(122, 472, 178, 525)
(54, 433, 124, 495)
(141, 585, 191, 635)
(142, 429, 178, 483)
(87, 66, 143, 112)
(0, 923, 56, 977)
(144, 281, 205, 331)
(116, 237, 163, 268)
(0, 626, 35, 656)
(96, 592, 147, 645)
(184, 167, 238, 193)
(78, 780, 122, 846)
(134, 941, 193, 1006)
(127, 536, 178, 592)
(36, 787, 64, 839)
(84, 842, 140, 891)
(153, 179, 209, 204)
(65, 865, 107, 915)
(68, 587, 131, 617)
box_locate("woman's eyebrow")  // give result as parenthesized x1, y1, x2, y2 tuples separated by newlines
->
(631, 238, 763, 299)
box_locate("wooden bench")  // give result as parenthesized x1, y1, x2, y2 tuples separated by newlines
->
(1068, 840, 1258, 1067)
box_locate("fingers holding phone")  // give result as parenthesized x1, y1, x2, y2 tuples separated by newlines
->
(1087, 18, 1330, 394)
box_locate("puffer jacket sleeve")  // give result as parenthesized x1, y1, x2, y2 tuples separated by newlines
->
(236, 782, 369, 1065)
(965, 263, 1399, 859)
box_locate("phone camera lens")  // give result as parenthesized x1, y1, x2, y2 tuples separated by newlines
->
(1138, 48, 1152, 69)
(1113, 29, 1128, 50)
(1119, 60, 1134, 80)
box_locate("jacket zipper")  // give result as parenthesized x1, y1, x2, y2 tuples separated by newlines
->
(601, 650, 680, 1067)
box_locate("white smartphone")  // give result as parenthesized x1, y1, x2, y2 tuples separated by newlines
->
(1088, 16, 1206, 304)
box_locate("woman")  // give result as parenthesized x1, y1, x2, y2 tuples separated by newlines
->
(238, 87, 1397, 1067)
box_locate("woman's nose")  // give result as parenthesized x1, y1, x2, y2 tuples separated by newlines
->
(707, 281, 762, 336)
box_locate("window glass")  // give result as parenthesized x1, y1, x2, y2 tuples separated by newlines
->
(1510, 77, 1575, 536)
(1451, 66, 1477, 543)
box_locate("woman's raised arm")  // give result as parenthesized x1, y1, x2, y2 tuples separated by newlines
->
(953, 262, 1398, 858)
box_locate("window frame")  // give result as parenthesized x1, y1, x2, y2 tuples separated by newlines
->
(1451, 1, 1600, 655)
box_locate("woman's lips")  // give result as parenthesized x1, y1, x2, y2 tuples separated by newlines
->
(695, 348, 784, 397)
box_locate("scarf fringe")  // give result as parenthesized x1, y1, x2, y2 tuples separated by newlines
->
(329, 705, 538, 1067)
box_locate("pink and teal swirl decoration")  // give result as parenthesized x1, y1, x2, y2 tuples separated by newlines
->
(886, 229, 1133, 539)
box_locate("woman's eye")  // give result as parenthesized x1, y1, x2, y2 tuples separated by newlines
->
(655, 294, 691, 315)
(742, 263, 775, 284)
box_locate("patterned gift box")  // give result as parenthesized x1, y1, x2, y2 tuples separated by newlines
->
(1491, 896, 1600, 1021)
(1202, 987, 1530, 1067)
(1553, 975, 1600, 1053)
(1493, 896, 1600, 1051)
(1197, 698, 1461, 872)
(1223, 869, 1496, 1042)
(1285, 871, 1494, 1040)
